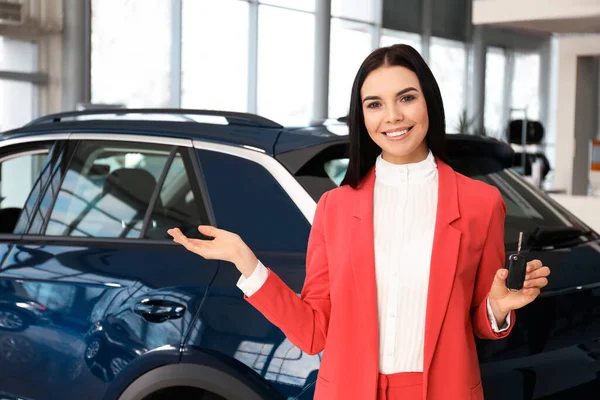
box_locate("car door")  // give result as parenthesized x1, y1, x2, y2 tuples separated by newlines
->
(182, 144, 321, 400)
(0, 139, 58, 392)
(0, 136, 218, 400)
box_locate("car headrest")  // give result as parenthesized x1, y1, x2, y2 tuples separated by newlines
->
(102, 168, 161, 212)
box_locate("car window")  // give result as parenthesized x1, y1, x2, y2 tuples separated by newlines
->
(0, 142, 55, 234)
(144, 149, 210, 240)
(447, 156, 579, 249)
(26, 142, 67, 234)
(198, 149, 310, 252)
(324, 158, 349, 186)
(45, 141, 175, 238)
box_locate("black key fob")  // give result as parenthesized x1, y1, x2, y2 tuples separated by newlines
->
(505, 231, 527, 291)
(506, 253, 527, 291)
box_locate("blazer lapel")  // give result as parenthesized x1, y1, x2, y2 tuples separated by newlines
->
(423, 158, 462, 375)
(350, 167, 379, 374)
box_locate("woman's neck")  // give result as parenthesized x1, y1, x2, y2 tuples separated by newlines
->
(381, 146, 430, 165)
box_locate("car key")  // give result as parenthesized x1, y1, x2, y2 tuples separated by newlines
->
(506, 232, 528, 291)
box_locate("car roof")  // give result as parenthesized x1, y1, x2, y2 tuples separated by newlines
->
(1, 109, 511, 161)
(1, 109, 349, 155)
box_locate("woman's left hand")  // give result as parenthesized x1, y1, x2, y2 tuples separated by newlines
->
(488, 259, 550, 318)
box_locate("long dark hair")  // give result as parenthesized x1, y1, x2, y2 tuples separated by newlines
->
(340, 44, 448, 189)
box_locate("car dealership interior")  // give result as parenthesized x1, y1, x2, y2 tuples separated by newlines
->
(1, 1, 600, 400)
(2, 0, 600, 229)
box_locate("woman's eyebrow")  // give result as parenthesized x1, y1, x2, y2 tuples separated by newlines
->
(362, 87, 419, 103)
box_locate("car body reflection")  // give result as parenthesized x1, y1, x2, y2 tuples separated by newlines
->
(0, 242, 204, 400)
(0, 281, 52, 331)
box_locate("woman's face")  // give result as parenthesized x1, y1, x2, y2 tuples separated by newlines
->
(361, 65, 429, 164)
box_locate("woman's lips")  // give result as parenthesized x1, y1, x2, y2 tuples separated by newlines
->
(382, 127, 413, 141)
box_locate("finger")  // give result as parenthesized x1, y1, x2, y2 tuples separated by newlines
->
(526, 259, 543, 273)
(168, 228, 187, 242)
(167, 227, 181, 239)
(492, 268, 508, 297)
(167, 229, 183, 241)
(496, 268, 508, 281)
(177, 235, 209, 255)
(523, 277, 548, 289)
(523, 288, 541, 297)
(198, 225, 218, 237)
(174, 233, 194, 248)
(525, 266, 551, 280)
(169, 229, 196, 248)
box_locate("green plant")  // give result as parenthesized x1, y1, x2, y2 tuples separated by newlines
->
(455, 109, 486, 136)
(455, 109, 475, 134)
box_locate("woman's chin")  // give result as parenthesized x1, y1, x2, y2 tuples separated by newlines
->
(380, 143, 429, 163)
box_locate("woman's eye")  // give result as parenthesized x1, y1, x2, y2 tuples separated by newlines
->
(366, 102, 381, 109)
(400, 95, 415, 102)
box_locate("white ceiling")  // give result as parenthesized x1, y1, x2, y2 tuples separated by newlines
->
(489, 15, 600, 34)
(472, 0, 600, 35)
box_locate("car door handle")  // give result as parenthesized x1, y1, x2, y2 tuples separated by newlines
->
(134, 299, 186, 323)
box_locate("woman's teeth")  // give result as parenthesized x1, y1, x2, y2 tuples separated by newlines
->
(385, 128, 410, 137)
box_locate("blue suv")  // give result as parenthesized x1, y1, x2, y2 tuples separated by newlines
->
(0, 109, 599, 400)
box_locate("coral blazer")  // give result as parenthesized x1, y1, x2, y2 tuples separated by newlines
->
(246, 158, 515, 400)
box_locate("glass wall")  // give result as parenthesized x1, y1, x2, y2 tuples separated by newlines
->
(332, 0, 376, 23)
(181, 0, 249, 112)
(429, 37, 467, 133)
(380, 30, 421, 53)
(511, 52, 541, 122)
(87, 0, 543, 136)
(260, 0, 315, 12)
(328, 19, 372, 119)
(0, 38, 36, 72)
(0, 81, 36, 132)
(257, 5, 315, 122)
(484, 47, 507, 139)
(91, 0, 172, 107)
(0, 38, 38, 131)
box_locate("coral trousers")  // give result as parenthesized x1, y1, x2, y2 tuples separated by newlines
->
(377, 372, 423, 400)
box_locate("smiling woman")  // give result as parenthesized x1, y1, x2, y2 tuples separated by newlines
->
(168, 44, 550, 400)
(341, 45, 447, 188)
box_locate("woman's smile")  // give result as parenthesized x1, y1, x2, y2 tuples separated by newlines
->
(382, 126, 413, 140)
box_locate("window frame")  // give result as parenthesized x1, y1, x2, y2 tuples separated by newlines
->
(7, 135, 208, 245)
(142, 145, 213, 240)
(4, 133, 316, 247)
(0, 140, 57, 237)
(35, 138, 215, 242)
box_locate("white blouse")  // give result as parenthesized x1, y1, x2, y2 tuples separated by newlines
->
(238, 151, 509, 374)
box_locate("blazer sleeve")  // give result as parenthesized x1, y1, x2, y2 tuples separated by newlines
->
(244, 191, 331, 355)
(471, 189, 516, 339)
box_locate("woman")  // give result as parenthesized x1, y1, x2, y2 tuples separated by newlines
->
(168, 44, 550, 400)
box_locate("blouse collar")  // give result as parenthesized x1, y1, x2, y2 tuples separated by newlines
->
(375, 150, 437, 186)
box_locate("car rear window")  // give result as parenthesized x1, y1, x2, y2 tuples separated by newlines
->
(288, 143, 591, 251)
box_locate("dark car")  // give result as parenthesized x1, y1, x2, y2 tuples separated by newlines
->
(0, 280, 52, 331)
(0, 109, 599, 400)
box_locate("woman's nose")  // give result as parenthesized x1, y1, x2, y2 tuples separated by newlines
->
(385, 106, 404, 123)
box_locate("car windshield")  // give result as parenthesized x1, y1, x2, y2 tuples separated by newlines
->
(294, 145, 592, 252)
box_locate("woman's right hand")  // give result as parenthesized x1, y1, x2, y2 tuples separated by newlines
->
(167, 226, 259, 278)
